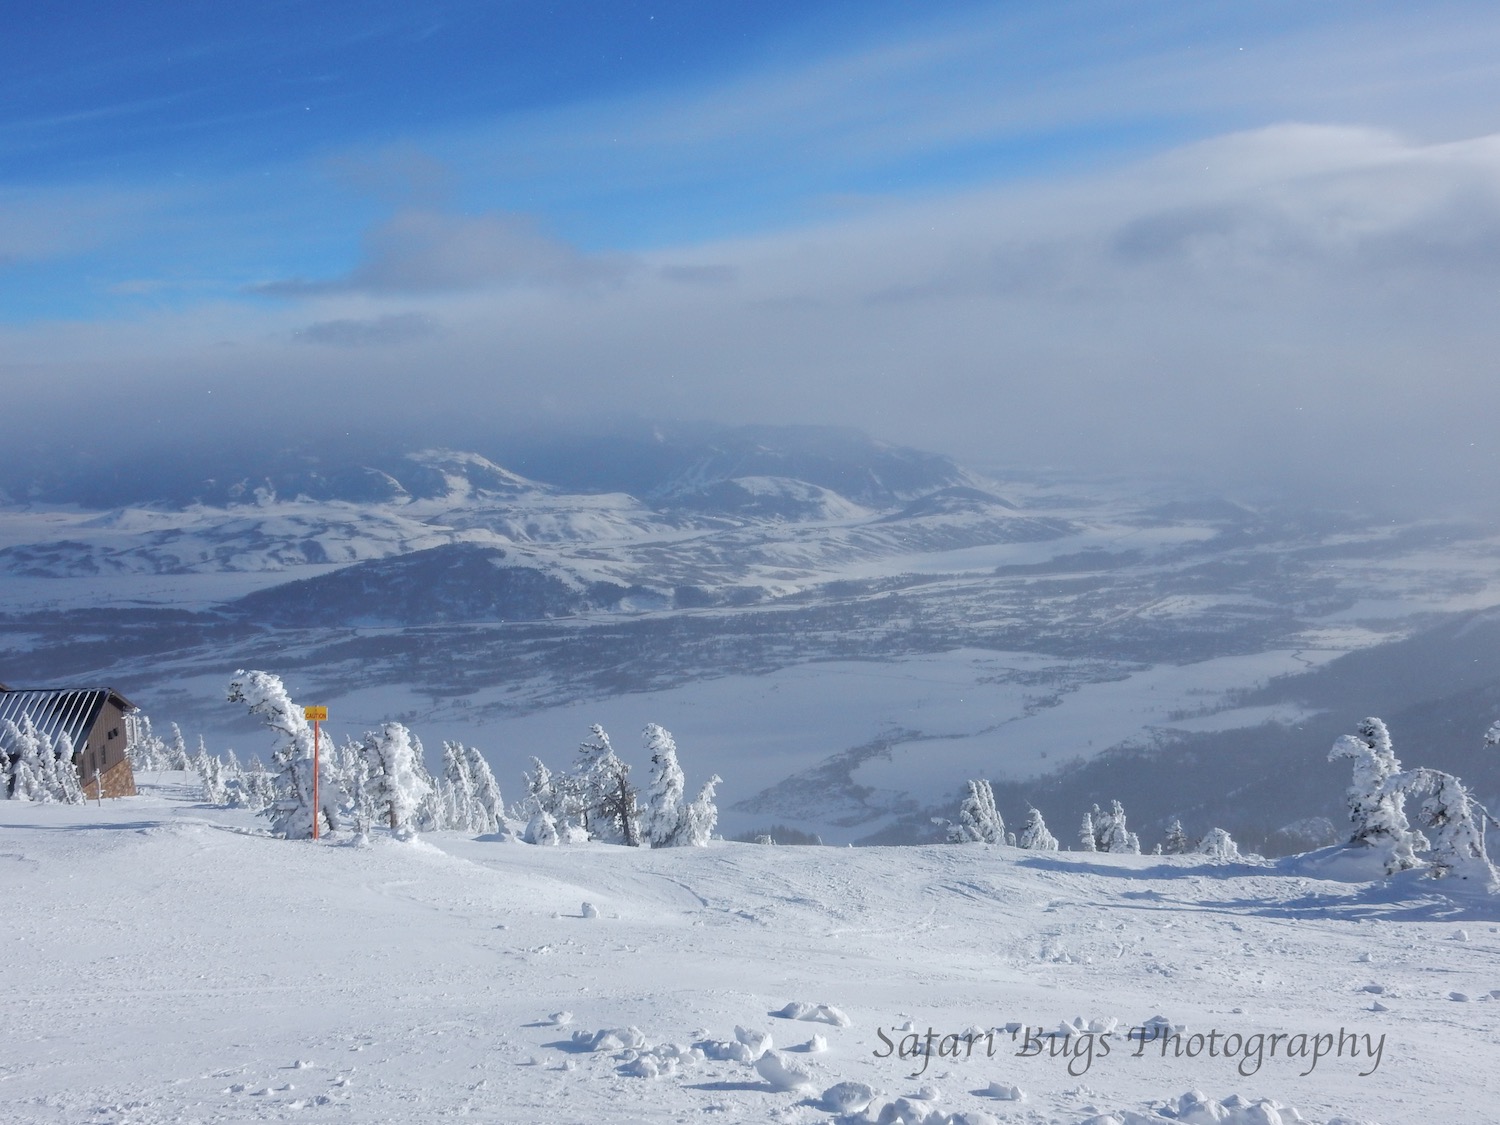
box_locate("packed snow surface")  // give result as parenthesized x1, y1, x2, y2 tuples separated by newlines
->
(3, 781, 1497, 1124)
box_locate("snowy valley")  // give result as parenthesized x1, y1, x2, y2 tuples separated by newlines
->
(3, 425, 1499, 852)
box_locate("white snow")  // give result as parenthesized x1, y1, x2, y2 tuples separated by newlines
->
(2, 780, 1497, 1123)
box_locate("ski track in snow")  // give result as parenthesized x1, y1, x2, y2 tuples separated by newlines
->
(3, 782, 1499, 1124)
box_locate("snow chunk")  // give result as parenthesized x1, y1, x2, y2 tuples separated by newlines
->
(733, 1025, 772, 1060)
(581, 902, 599, 919)
(980, 1081, 1025, 1100)
(873, 1096, 940, 1124)
(753, 1049, 814, 1091)
(1169, 1090, 1291, 1125)
(697, 1038, 756, 1064)
(619, 1043, 697, 1079)
(820, 1080, 876, 1113)
(773, 1000, 851, 1026)
(572, 1026, 648, 1052)
(619, 1054, 670, 1078)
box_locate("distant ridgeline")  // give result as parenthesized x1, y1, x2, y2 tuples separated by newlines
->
(0, 422, 976, 509)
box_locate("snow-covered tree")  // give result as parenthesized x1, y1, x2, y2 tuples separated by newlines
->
(409, 751, 444, 832)
(124, 712, 157, 773)
(948, 779, 1004, 844)
(640, 724, 717, 847)
(1406, 768, 1498, 887)
(586, 737, 639, 845)
(48, 732, 84, 804)
(228, 670, 345, 839)
(679, 773, 721, 847)
(642, 724, 687, 846)
(525, 809, 560, 845)
(1097, 800, 1141, 854)
(524, 757, 559, 818)
(439, 741, 481, 832)
(466, 747, 507, 836)
(1161, 819, 1193, 855)
(571, 725, 639, 844)
(4, 715, 44, 800)
(4, 716, 83, 804)
(167, 723, 190, 771)
(1329, 717, 1425, 873)
(1016, 806, 1059, 850)
(1197, 827, 1241, 861)
(359, 722, 431, 839)
(196, 749, 227, 806)
(235, 754, 278, 814)
(1078, 810, 1097, 852)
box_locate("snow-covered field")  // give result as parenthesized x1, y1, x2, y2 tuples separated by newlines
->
(3, 780, 1497, 1125)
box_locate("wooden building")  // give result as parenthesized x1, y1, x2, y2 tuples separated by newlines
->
(0, 684, 138, 799)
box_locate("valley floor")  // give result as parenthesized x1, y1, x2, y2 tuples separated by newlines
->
(2, 781, 1497, 1124)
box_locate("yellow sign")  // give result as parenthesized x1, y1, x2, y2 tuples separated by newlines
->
(304, 706, 328, 722)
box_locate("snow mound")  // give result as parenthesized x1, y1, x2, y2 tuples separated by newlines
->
(734, 1024, 772, 1058)
(820, 1080, 876, 1113)
(1080, 1090, 1326, 1125)
(862, 1096, 1001, 1124)
(979, 1081, 1025, 1100)
(618, 1041, 701, 1079)
(774, 1000, 852, 1026)
(753, 1049, 814, 1091)
(571, 1026, 648, 1052)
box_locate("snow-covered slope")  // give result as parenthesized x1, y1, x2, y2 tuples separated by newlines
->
(2, 783, 1495, 1125)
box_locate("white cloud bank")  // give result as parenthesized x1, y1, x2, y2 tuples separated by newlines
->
(5, 123, 1500, 513)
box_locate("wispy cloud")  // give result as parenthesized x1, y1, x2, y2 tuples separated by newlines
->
(255, 209, 633, 296)
(292, 311, 440, 347)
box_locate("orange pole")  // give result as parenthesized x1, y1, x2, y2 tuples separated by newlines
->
(312, 718, 320, 840)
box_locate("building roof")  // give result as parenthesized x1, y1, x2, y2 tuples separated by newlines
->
(0, 687, 135, 754)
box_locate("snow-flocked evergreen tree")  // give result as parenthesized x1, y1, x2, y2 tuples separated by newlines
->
(1078, 810, 1097, 852)
(227, 670, 345, 839)
(642, 724, 686, 846)
(678, 773, 720, 847)
(571, 725, 639, 844)
(1196, 827, 1240, 861)
(1161, 819, 1193, 855)
(948, 779, 1004, 844)
(1016, 806, 1059, 850)
(525, 808, 560, 845)
(524, 757, 559, 819)
(641, 724, 718, 847)
(1328, 717, 1425, 874)
(360, 722, 431, 839)
(1099, 800, 1141, 854)
(4, 716, 85, 804)
(1406, 768, 1498, 888)
(466, 747, 507, 837)
(439, 741, 481, 832)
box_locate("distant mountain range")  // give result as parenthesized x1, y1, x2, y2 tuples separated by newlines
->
(2, 421, 1497, 852)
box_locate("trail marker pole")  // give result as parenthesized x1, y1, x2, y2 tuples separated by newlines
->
(305, 706, 328, 839)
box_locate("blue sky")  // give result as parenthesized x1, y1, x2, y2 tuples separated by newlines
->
(5, 1, 1500, 507)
